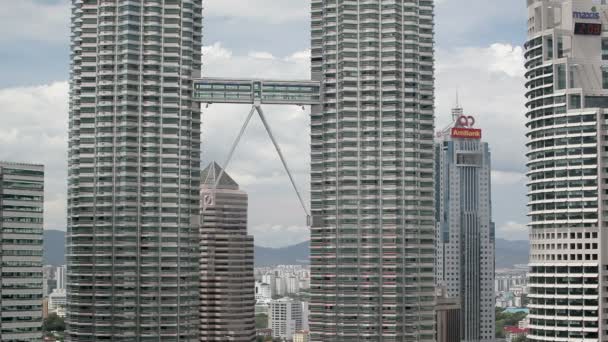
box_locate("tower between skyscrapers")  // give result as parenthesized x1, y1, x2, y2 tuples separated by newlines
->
(435, 107, 495, 342)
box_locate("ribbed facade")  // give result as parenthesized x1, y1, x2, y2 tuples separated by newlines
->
(66, 0, 202, 341)
(434, 119, 495, 342)
(0, 162, 44, 341)
(525, 0, 608, 340)
(309, 0, 436, 340)
(199, 163, 255, 342)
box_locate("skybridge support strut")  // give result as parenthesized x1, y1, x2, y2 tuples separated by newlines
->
(205, 103, 311, 226)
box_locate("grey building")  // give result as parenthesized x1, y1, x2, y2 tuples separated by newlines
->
(66, 0, 202, 340)
(0, 161, 44, 341)
(200, 163, 255, 341)
(525, 0, 608, 340)
(435, 107, 495, 342)
(309, 0, 437, 340)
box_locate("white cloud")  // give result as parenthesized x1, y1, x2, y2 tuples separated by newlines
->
(496, 221, 529, 241)
(0, 81, 69, 229)
(204, 0, 309, 24)
(250, 224, 309, 248)
(492, 170, 526, 186)
(248, 51, 275, 60)
(436, 43, 527, 174)
(0, 0, 69, 43)
(435, 0, 523, 45)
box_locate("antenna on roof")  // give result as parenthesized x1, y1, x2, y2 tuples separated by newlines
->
(452, 90, 463, 122)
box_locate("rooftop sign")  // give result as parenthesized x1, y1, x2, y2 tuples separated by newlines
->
(573, 11, 600, 20)
(451, 115, 482, 139)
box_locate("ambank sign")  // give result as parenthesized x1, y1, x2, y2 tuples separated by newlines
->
(573, 11, 600, 20)
(451, 128, 482, 139)
(451, 115, 482, 139)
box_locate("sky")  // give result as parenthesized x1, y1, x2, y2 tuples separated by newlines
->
(0, 0, 529, 247)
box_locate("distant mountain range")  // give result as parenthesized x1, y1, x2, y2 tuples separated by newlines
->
(44, 230, 66, 266)
(43, 230, 530, 269)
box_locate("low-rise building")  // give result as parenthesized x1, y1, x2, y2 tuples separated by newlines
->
(269, 298, 306, 340)
(293, 330, 309, 342)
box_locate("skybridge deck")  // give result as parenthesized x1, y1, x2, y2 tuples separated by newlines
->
(193, 78, 321, 105)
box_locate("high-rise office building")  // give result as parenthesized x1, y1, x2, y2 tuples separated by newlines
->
(309, 1, 436, 340)
(66, 0, 202, 340)
(0, 162, 44, 341)
(199, 162, 255, 341)
(525, 0, 608, 340)
(435, 108, 495, 341)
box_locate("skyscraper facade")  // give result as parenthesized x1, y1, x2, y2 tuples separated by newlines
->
(525, 0, 608, 340)
(435, 110, 495, 341)
(66, 0, 202, 340)
(199, 162, 255, 341)
(0, 162, 44, 341)
(309, 0, 436, 340)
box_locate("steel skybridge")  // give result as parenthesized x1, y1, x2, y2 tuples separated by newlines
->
(193, 77, 322, 224)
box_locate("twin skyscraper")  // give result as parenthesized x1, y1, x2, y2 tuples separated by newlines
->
(65, 1, 492, 341)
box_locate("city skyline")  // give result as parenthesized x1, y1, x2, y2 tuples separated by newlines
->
(0, 0, 529, 248)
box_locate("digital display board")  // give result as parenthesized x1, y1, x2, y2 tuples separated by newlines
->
(574, 22, 602, 35)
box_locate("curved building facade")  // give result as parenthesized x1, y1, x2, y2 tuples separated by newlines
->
(66, 0, 202, 340)
(525, 0, 607, 340)
(309, 0, 436, 340)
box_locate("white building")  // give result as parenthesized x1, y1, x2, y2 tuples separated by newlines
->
(48, 288, 67, 318)
(56, 265, 66, 290)
(286, 276, 299, 294)
(66, 1, 202, 340)
(525, 0, 608, 340)
(262, 273, 276, 296)
(269, 298, 306, 340)
(435, 107, 495, 342)
(309, 0, 436, 340)
(255, 282, 272, 302)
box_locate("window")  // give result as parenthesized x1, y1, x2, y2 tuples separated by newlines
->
(570, 94, 581, 109)
(556, 64, 566, 90)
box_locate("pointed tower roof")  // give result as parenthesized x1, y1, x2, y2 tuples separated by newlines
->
(201, 162, 239, 190)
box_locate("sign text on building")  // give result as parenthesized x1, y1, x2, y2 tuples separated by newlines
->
(451, 128, 482, 139)
(573, 11, 600, 20)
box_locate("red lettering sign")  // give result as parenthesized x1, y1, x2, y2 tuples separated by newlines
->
(451, 128, 482, 139)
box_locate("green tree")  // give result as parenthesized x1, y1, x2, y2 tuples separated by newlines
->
(43, 313, 65, 332)
(512, 335, 527, 342)
(256, 313, 268, 329)
(495, 308, 527, 338)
